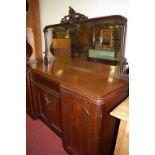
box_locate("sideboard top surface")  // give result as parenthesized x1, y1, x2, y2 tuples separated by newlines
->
(28, 58, 128, 102)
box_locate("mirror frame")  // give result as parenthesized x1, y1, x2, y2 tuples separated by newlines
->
(43, 7, 128, 80)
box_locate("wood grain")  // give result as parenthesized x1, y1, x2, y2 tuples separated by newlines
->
(110, 97, 129, 155)
(27, 58, 129, 155)
(28, 58, 128, 102)
(110, 97, 129, 121)
(26, 0, 42, 61)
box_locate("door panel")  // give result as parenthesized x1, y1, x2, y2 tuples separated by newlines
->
(48, 93, 62, 134)
(61, 89, 102, 155)
(31, 80, 62, 134)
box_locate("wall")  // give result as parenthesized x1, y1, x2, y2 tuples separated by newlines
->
(39, 0, 129, 58)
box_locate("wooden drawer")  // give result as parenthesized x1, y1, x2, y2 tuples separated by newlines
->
(30, 72, 60, 93)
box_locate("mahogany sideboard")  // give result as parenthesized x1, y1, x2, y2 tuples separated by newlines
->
(26, 57, 128, 155)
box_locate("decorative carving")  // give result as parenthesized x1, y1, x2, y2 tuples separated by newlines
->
(60, 6, 88, 24)
(44, 93, 49, 105)
(116, 59, 129, 80)
(116, 22, 129, 81)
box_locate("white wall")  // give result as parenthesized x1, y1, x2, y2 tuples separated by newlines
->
(39, 0, 129, 58)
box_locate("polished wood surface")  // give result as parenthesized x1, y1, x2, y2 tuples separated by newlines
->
(27, 58, 128, 155)
(110, 97, 129, 155)
(30, 70, 62, 136)
(61, 88, 103, 155)
(28, 57, 128, 102)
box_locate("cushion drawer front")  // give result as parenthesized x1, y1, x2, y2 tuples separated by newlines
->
(30, 72, 60, 93)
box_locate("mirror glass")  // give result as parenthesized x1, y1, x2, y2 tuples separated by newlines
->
(44, 16, 126, 65)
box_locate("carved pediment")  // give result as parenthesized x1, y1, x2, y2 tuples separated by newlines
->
(60, 7, 88, 24)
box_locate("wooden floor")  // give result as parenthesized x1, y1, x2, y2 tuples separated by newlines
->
(26, 114, 68, 155)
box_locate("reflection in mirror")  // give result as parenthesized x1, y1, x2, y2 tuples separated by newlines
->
(45, 18, 126, 66)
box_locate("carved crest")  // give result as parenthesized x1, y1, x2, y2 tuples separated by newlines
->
(61, 7, 88, 24)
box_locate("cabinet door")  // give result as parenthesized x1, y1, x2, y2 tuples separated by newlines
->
(61, 88, 102, 155)
(38, 88, 61, 134)
(31, 81, 62, 134)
